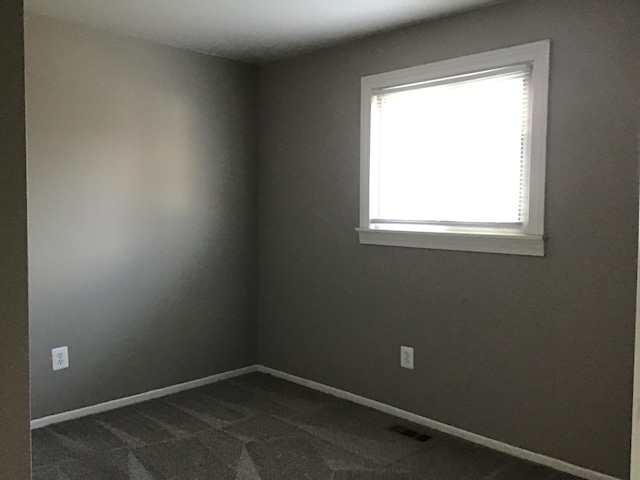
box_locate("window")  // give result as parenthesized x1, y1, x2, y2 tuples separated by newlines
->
(358, 41, 550, 256)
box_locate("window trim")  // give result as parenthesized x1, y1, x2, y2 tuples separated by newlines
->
(358, 40, 551, 256)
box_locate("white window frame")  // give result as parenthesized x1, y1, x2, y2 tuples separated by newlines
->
(357, 40, 551, 256)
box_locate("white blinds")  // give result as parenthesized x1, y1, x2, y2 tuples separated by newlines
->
(370, 65, 531, 227)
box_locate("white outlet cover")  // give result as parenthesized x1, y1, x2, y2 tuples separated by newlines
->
(401, 346, 414, 370)
(52, 346, 69, 371)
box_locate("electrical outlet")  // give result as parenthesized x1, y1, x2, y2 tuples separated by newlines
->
(400, 346, 414, 370)
(52, 346, 69, 371)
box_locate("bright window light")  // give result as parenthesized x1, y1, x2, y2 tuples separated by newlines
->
(372, 67, 528, 226)
(358, 41, 550, 255)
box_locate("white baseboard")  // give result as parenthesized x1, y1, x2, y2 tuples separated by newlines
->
(256, 365, 622, 480)
(29, 363, 624, 480)
(30, 365, 257, 430)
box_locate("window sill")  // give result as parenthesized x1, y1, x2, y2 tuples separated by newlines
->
(356, 228, 544, 256)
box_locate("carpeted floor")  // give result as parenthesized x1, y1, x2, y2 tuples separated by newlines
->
(32, 372, 581, 479)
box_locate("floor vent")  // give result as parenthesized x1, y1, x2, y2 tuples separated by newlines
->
(389, 424, 432, 442)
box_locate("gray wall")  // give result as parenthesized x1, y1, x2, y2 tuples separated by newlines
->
(257, 0, 640, 477)
(0, 1, 31, 479)
(26, 14, 259, 419)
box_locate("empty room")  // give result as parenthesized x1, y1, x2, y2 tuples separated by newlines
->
(1, 0, 640, 479)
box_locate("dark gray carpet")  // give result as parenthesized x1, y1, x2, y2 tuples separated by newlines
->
(32, 372, 581, 479)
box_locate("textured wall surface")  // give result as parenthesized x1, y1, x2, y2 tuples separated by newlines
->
(26, 14, 259, 419)
(0, 1, 31, 479)
(257, 0, 640, 477)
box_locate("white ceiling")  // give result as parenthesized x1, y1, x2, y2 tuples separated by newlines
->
(25, 0, 505, 63)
